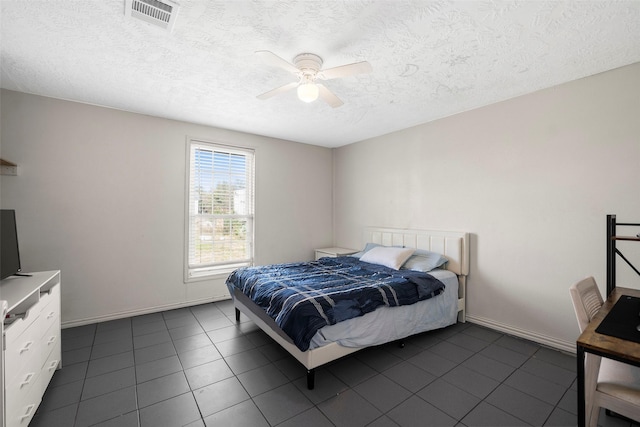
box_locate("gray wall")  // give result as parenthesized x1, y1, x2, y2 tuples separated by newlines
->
(2, 63, 639, 351)
(0, 90, 334, 326)
(333, 63, 640, 351)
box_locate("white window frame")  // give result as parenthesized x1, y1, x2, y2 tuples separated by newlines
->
(184, 138, 255, 282)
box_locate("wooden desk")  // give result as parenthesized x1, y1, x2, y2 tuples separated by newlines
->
(576, 287, 640, 426)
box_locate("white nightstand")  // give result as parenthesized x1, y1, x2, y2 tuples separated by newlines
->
(315, 247, 358, 260)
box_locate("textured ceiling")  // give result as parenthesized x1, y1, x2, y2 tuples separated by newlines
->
(1, 1, 639, 148)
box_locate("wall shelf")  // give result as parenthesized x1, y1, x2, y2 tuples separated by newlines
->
(0, 159, 18, 176)
(613, 236, 640, 241)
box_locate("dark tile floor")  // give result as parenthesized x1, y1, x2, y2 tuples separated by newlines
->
(28, 299, 632, 427)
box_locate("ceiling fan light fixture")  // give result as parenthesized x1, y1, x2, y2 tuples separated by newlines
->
(256, 50, 372, 108)
(297, 83, 319, 103)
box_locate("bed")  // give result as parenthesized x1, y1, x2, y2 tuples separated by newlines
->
(227, 227, 470, 389)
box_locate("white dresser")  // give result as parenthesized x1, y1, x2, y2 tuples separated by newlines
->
(0, 271, 61, 427)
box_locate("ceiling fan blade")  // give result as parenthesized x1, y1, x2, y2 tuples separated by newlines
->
(318, 61, 372, 80)
(256, 81, 298, 100)
(317, 84, 344, 108)
(255, 50, 300, 75)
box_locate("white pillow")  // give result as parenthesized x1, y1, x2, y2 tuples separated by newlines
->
(359, 246, 415, 270)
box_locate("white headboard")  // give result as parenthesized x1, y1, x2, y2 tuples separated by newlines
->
(363, 227, 470, 276)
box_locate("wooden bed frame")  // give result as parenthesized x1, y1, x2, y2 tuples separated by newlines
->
(232, 227, 470, 389)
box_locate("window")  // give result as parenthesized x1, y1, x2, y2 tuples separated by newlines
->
(185, 139, 254, 281)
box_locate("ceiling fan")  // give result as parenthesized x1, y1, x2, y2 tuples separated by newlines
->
(255, 50, 373, 108)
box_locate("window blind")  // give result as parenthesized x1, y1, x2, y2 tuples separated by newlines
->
(186, 140, 254, 279)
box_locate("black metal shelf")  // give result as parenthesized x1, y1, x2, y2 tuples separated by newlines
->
(606, 214, 640, 297)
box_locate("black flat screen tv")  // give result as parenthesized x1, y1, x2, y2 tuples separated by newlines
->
(1, 209, 22, 280)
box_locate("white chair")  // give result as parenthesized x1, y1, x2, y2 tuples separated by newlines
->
(570, 276, 640, 426)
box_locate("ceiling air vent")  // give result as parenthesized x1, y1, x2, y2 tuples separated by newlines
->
(125, 0, 179, 32)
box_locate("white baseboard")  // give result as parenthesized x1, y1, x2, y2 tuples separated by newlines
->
(466, 314, 576, 355)
(61, 296, 231, 329)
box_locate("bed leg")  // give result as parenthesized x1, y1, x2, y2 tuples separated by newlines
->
(398, 339, 405, 348)
(306, 369, 315, 390)
(235, 308, 240, 322)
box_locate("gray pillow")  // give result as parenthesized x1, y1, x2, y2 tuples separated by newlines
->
(401, 249, 448, 272)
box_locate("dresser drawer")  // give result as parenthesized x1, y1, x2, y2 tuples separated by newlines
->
(4, 285, 57, 347)
(39, 283, 60, 313)
(40, 337, 62, 392)
(5, 368, 42, 427)
(39, 302, 60, 340)
(4, 305, 41, 348)
(4, 321, 43, 385)
(40, 316, 61, 368)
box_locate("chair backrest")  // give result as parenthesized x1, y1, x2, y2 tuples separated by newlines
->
(569, 276, 604, 332)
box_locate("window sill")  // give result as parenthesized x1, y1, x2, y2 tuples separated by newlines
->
(185, 269, 236, 283)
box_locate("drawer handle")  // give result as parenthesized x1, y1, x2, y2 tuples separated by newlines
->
(20, 373, 35, 388)
(47, 335, 57, 345)
(20, 404, 35, 420)
(48, 360, 59, 371)
(5, 312, 26, 321)
(47, 311, 55, 320)
(19, 341, 33, 354)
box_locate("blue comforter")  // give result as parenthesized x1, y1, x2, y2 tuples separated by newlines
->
(226, 256, 445, 351)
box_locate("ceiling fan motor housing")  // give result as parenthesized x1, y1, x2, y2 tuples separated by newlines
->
(294, 53, 323, 77)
